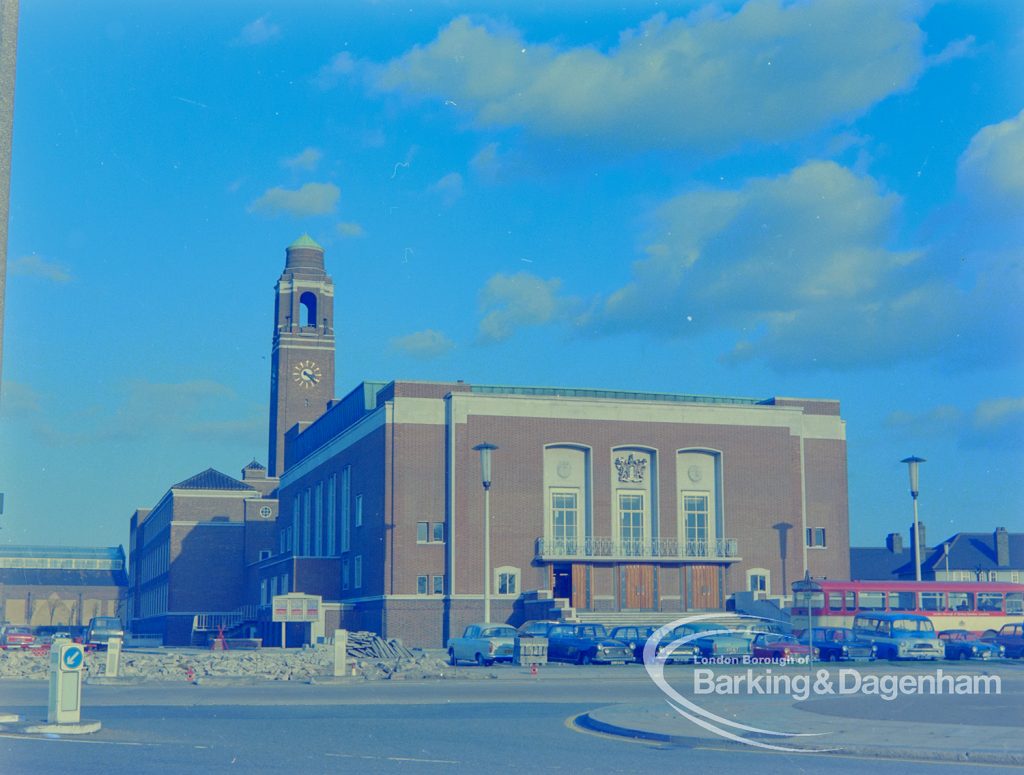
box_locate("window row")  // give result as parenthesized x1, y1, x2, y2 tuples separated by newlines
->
(415, 567, 520, 597)
(286, 466, 364, 558)
(0, 557, 125, 570)
(261, 572, 292, 605)
(417, 522, 445, 544)
(342, 555, 363, 591)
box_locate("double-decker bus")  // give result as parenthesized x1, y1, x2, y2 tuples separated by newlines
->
(790, 580, 1024, 634)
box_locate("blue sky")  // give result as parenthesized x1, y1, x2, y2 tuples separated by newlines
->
(2, 0, 1022, 550)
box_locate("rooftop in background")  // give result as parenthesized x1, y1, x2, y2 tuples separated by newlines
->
(0, 545, 124, 560)
(172, 468, 256, 491)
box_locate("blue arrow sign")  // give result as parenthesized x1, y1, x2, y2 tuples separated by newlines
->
(62, 646, 84, 670)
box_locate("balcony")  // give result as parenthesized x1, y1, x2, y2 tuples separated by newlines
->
(535, 536, 741, 563)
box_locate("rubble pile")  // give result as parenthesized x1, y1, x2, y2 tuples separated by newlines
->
(0, 644, 466, 682)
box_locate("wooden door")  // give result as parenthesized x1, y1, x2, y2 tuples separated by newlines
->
(623, 565, 654, 609)
(690, 565, 720, 610)
(571, 563, 590, 610)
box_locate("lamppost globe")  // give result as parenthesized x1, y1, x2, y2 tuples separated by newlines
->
(901, 456, 926, 582)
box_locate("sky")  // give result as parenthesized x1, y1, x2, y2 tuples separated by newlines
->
(1, 0, 1022, 551)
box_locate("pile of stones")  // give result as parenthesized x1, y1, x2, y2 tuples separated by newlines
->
(0, 645, 472, 682)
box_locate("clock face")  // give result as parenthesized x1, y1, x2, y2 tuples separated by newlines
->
(292, 359, 322, 388)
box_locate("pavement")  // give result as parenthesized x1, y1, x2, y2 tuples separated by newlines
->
(579, 661, 1024, 765)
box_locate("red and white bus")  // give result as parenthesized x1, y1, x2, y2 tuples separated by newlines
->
(790, 581, 1024, 634)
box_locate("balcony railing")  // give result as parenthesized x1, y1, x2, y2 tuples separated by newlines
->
(536, 536, 740, 562)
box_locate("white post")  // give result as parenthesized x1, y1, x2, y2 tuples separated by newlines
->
(912, 496, 922, 582)
(333, 629, 348, 677)
(105, 636, 122, 678)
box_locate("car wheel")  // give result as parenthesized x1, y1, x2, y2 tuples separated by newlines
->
(959, 651, 968, 661)
(475, 653, 486, 667)
(577, 651, 592, 666)
(448, 649, 457, 666)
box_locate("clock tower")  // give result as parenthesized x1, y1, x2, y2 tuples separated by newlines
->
(268, 235, 335, 477)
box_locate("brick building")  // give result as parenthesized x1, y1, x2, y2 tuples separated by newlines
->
(0, 545, 126, 627)
(127, 463, 278, 645)
(248, 233, 849, 647)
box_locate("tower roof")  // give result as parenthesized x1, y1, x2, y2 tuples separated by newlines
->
(171, 468, 255, 491)
(288, 234, 323, 251)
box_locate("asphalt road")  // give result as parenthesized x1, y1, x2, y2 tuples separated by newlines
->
(2, 669, 1019, 773)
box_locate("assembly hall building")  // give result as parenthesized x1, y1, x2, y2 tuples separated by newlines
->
(128, 236, 850, 647)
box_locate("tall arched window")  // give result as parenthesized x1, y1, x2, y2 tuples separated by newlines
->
(299, 292, 317, 327)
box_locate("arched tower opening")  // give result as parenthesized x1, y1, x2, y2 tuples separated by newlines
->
(299, 292, 318, 328)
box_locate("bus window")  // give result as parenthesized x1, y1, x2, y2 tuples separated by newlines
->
(1007, 593, 1023, 615)
(859, 591, 885, 611)
(827, 592, 845, 611)
(976, 592, 1003, 612)
(947, 592, 974, 611)
(920, 591, 945, 612)
(888, 591, 916, 611)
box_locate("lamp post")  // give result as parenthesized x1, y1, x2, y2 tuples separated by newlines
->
(792, 571, 822, 682)
(943, 542, 950, 580)
(901, 456, 926, 582)
(473, 443, 498, 623)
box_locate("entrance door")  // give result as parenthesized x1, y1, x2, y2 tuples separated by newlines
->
(571, 564, 590, 611)
(690, 565, 721, 609)
(552, 564, 572, 602)
(623, 565, 655, 609)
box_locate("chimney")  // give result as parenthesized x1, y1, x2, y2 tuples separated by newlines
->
(885, 532, 903, 553)
(995, 527, 1010, 567)
(910, 522, 926, 558)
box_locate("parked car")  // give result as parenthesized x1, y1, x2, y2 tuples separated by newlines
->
(516, 620, 559, 638)
(85, 616, 125, 650)
(1, 625, 35, 649)
(795, 627, 876, 662)
(544, 623, 633, 665)
(665, 622, 751, 660)
(981, 622, 1024, 659)
(608, 625, 699, 664)
(852, 612, 944, 660)
(447, 623, 517, 666)
(938, 629, 1004, 660)
(750, 632, 816, 660)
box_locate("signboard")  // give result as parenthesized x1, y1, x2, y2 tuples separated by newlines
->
(272, 593, 321, 623)
(60, 644, 85, 672)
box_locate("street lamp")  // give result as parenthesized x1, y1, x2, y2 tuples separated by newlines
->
(901, 456, 926, 582)
(792, 571, 822, 680)
(473, 443, 498, 623)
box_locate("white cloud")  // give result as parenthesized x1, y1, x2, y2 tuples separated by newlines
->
(9, 255, 72, 283)
(924, 35, 977, 68)
(336, 221, 365, 238)
(390, 329, 455, 359)
(282, 147, 323, 171)
(373, 3, 925, 151)
(974, 397, 1024, 429)
(248, 182, 340, 217)
(470, 143, 501, 181)
(315, 52, 356, 89)
(958, 109, 1024, 206)
(429, 172, 464, 206)
(478, 272, 570, 342)
(234, 15, 280, 46)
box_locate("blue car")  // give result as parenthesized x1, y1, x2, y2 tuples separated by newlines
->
(939, 629, 1004, 660)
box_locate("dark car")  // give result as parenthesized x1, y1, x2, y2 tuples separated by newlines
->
(0, 626, 35, 649)
(751, 632, 815, 660)
(544, 623, 633, 665)
(797, 627, 876, 662)
(608, 625, 699, 664)
(940, 629, 1004, 660)
(85, 616, 124, 649)
(516, 620, 559, 638)
(981, 623, 1024, 659)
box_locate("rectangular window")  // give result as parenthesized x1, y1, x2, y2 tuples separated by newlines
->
(417, 575, 428, 595)
(314, 482, 323, 557)
(302, 488, 311, 556)
(259, 549, 271, 561)
(417, 522, 429, 543)
(806, 527, 827, 548)
(327, 473, 337, 555)
(920, 591, 946, 612)
(342, 558, 350, 591)
(354, 555, 362, 589)
(749, 574, 767, 593)
(1012, 572, 1020, 584)
(270, 576, 278, 597)
(619, 493, 644, 556)
(1007, 592, 1023, 615)
(683, 494, 709, 555)
(432, 575, 444, 595)
(977, 592, 1003, 611)
(551, 490, 579, 554)
(432, 522, 445, 543)
(888, 591, 916, 611)
(293, 494, 300, 551)
(282, 573, 289, 593)
(341, 466, 351, 552)
(260, 580, 268, 606)
(355, 494, 363, 527)
(948, 591, 974, 611)
(858, 591, 885, 611)
(497, 570, 519, 596)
